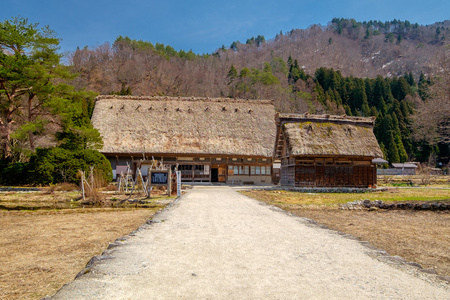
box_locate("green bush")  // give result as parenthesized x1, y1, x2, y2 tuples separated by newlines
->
(73, 149, 113, 183)
(27, 148, 112, 185)
(0, 161, 30, 185)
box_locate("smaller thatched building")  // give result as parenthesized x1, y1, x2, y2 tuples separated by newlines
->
(92, 96, 277, 184)
(275, 113, 383, 187)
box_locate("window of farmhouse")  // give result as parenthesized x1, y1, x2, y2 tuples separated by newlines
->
(232, 165, 271, 175)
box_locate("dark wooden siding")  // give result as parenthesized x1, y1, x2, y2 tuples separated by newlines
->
(281, 157, 376, 187)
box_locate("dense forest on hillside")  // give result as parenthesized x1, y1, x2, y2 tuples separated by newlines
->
(1, 17, 449, 180)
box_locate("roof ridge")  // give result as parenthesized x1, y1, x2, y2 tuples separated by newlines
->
(277, 113, 376, 125)
(96, 95, 274, 105)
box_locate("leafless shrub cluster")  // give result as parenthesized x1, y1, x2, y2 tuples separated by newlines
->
(79, 168, 108, 206)
(45, 183, 79, 194)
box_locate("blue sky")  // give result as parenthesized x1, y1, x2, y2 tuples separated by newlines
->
(2, 0, 449, 55)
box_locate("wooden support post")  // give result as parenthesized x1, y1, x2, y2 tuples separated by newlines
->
(168, 168, 172, 196)
(89, 166, 94, 190)
(117, 172, 123, 193)
(125, 162, 131, 192)
(80, 171, 86, 202)
(138, 167, 149, 197)
(127, 167, 139, 199)
(148, 179, 152, 198)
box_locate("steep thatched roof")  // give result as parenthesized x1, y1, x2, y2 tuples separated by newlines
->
(277, 113, 383, 158)
(92, 96, 276, 157)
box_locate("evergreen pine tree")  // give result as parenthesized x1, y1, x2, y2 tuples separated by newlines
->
(227, 65, 238, 85)
(315, 67, 327, 89)
(326, 89, 335, 103)
(377, 97, 387, 116)
(373, 76, 386, 105)
(388, 132, 400, 163)
(418, 72, 429, 100)
(407, 72, 415, 86)
(379, 142, 388, 160)
(396, 77, 412, 100)
(329, 69, 340, 91)
(380, 115, 394, 147)
(288, 59, 301, 85)
(343, 104, 352, 116)
(370, 106, 378, 117)
(313, 83, 326, 105)
(385, 84, 395, 104)
(394, 133, 408, 162)
(365, 78, 374, 106)
(361, 99, 371, 117)
(287, 56, 293, 68)
(341, 83, 351, 106)
(333, 90, 342, 107)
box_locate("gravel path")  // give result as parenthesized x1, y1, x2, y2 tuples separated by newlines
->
(52, 186, 449, 299)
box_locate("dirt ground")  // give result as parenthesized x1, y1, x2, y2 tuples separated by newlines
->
(242, 190, 450, 277)
(52, 186, 450, 299)
(0, 208, 161, 299)
(1, 186, 448, 298)
(290, 209, 450, 276)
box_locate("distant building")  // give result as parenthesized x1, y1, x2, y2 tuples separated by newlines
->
(391, 163, 418, 175)
(372, 158, 388, 165)
(275, 113, 383, 187)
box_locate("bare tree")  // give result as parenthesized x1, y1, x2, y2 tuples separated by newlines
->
(413, 45, 450, 145)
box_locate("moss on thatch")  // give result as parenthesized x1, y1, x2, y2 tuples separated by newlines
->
(92, 96, 276, 157)
(278, 113, 383, 158)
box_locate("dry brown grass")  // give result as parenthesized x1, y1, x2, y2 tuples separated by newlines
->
(242, 189, 450, 277)
(290, 209, 450, 276)
(45, 183, 79, 193)
(243, 188, 450, 207)
(0, 191, 171, 300)
(0, 191, 81, 210)
(379, 175, 450, 187)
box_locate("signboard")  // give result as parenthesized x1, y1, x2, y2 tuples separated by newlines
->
(148, 169, 171, 196)
(151, 172, 168, 185)
(176, 171, 181, 197)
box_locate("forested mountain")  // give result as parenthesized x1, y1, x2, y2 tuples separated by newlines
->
(1, 17, 448, 168)
(69, 18, 449, 97)
(67, 18, 449, 164)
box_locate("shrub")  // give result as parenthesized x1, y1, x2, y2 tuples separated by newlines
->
(0, 161, 30, 185)
(73, 149, 112, 183)
(28, 148, 112, 185)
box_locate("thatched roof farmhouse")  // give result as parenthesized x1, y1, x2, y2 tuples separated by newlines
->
(92, 96, 277, 184)
(275, 113, 383, 187)
(92, 96, 383, 186)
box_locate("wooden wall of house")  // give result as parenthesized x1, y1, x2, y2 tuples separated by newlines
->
(280, 157, 377, 187)
(110, 155, 274, 184)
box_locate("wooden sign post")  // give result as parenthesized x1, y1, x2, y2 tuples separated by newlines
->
(176, 171, 181, 197)
(149, 169, 172, 197)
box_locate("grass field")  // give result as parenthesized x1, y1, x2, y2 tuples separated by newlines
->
(241, 187, 450, 277)
(0, 189, 173, 299)
(243, 187, 450, 207)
